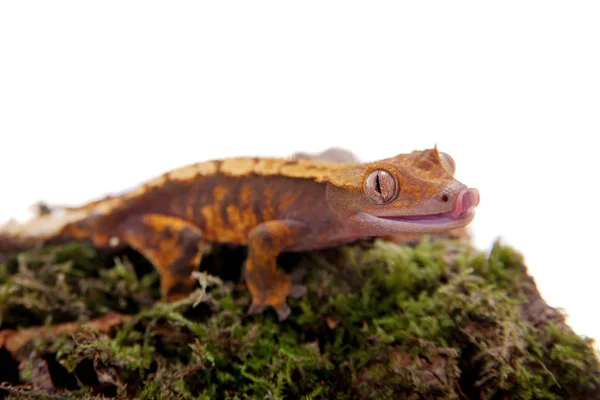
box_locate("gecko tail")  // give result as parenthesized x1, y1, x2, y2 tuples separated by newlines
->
(0, 232, 45, 254)
(0, 189, 137, 255)
(0, 206, 92, 254)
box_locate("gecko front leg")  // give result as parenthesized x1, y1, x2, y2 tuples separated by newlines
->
(245, 220, 309, 321)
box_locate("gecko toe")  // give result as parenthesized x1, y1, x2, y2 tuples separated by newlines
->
(247, 303, 267, 315)
(274, 303, 291, 321)
(289, 284, 307, 299)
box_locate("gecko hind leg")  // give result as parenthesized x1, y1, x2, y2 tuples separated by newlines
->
(245, 220, 308, 321)
(120, 214, 205, 301)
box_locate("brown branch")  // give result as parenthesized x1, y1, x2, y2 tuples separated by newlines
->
(0, 312, 132, 356)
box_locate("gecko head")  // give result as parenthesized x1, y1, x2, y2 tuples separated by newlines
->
(325, 147, 480, 234)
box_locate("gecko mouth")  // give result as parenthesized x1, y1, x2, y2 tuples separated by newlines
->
(377, 210, 469, 223)
(379, 188, 479, 224)
(359, 188, 480, 233)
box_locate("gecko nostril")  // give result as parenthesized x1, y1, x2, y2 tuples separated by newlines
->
(441, 194, 449, 202)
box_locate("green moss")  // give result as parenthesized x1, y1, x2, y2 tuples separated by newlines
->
(0, 237, 598, 399)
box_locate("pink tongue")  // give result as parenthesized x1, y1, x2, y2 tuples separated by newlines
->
(452, 188, 480, 218)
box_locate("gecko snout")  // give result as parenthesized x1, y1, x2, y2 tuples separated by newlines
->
(452, 188, 480, 218)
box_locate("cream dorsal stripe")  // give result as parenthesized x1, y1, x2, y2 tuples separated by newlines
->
(0, 156, 358, 240)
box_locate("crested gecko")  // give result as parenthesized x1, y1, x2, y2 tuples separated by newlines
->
(0, 147, 479, 320)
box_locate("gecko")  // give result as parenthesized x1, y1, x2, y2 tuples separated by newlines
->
(0, 147, 479, 320)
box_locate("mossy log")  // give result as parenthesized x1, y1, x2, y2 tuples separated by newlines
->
(0, 235, 598, 399)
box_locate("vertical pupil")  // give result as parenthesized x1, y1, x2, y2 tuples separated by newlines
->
(375, 173, 381, 194)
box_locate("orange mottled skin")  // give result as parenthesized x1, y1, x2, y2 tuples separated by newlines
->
(0, 148, 479, 320)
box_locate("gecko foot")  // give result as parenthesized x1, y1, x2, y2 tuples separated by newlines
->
(247, 300, 291, 321)
(245, 263, 307, 321)
(246, 284, 305, 320)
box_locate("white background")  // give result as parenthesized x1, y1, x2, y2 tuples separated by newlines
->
(1, 2, 598, 347)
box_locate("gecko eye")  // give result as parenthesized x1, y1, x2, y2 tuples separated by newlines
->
(439, 152, 456, 175)
(364, 169, 398, 204)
